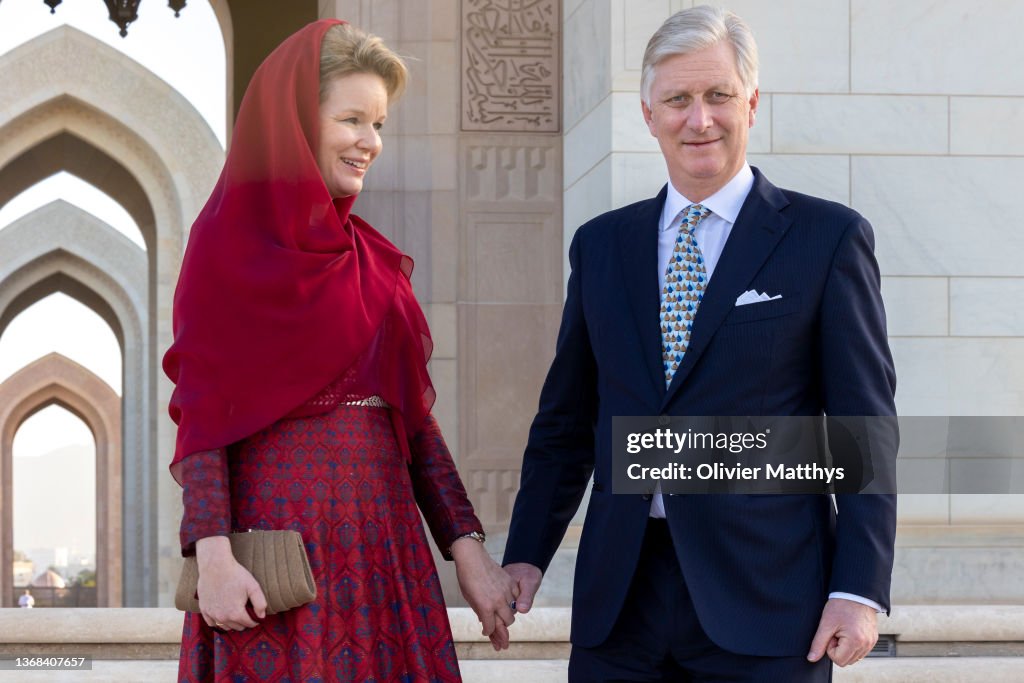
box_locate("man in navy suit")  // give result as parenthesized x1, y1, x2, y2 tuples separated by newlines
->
(501, 6, 897, 681)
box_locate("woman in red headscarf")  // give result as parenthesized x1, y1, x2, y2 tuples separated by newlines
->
(165, 20, 519, 682)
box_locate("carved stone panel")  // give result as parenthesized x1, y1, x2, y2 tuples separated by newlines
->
(461, 0, 560, 132)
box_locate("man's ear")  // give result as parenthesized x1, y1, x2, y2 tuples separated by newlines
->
(748, 88, 760, 128)
(641, 98, 656, 136)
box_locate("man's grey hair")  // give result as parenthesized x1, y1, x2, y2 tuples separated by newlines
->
(641, 5, 759, 106)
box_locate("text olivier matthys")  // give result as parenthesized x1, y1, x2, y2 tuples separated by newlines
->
(624, 428, 845, 483)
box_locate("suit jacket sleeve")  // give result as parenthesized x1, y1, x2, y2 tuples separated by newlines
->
(819, 216, 898, 612)
(503, 230, 598, 572)
(408, 414, 484, 561)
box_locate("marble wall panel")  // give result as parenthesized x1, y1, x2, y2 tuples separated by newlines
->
(891, 338, 1024, 416)
(951, 278, 1024, 337)
(611, 92, 660, 154)
(881, 277, 948, 338)
(852, 157, 1024, 277)
(564, 156, 612, 270)
(701, 0, 849, 93)
(621, 0, 672, 71)
(951, 97, 1024, 156)
(610, 152, 667, 208)
(564, 0, 611, 131)
(852, 0, 1024, 95)
(564, 95, 611, 188)
(748, 93, 771, 154)
(747, 154, 850, 206)
(773, 95, 948, 155)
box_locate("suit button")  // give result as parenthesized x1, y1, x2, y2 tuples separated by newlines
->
(641, 493, 652, 501)
(658, 415, 670, 426)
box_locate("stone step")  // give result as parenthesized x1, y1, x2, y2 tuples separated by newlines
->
(2, 657, 1024, 682)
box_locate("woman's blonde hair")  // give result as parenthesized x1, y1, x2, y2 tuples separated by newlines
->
(319, 23, 407, 102)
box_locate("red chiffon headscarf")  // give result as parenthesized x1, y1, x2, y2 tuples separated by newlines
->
(163, 19, 434, 483)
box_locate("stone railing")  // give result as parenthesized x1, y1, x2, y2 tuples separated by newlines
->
(0, 606, 1022, 681)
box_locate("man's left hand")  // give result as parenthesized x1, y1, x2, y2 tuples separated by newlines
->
(807, 598, 878, 666)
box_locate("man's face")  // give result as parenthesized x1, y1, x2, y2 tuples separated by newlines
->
(641, 41, 758, 200)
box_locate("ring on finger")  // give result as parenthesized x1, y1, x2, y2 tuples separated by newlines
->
(509, 600, 517, 611)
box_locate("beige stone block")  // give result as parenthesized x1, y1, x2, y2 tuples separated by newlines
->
(429, 302, 457, 359)
(393, 40, 430, 135)
(702, 0, 849, 92)
(852, 157, 1024, 277)
(462, 212, 562, 304)
(773, 95, 947, 155)
(427, 42, 458, 135)
(747, 154, 849, 206)
(881, 277, 948, 337)
(951, 278, 1024, 337)
(431, 190, 458, 302)
(951, 97, 1024, 156)
(852, 0, 1024, 95)
(402, 135, 457, 191)
(564, 0, 612, 130)
(459, 303, 561, 454)
(430, 0, 458, 41)
(430, 357, 458, 458)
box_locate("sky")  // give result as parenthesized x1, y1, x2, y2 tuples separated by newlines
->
(0, 0, 226, 564)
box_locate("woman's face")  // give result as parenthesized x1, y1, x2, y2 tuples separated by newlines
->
(317, 72, 388, 198)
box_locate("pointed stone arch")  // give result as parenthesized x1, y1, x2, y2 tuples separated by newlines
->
(0, 353, 122, 607)
(0, 202, 146, 604)
(0, 26, 223, 604)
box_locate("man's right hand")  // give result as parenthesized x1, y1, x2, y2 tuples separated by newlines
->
(503, 563, 543, 613)
(196, 536, 268, 631)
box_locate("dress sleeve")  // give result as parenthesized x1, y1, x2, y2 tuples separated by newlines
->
(179, 448, 232, 557)
(408, 414, 484, 561)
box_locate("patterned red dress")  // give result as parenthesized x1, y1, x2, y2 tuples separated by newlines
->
(177, 385, 482, 682)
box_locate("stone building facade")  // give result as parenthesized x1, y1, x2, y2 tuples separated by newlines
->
(0, 0, 1021, 609)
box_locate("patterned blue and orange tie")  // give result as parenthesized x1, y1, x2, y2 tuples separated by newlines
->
(660, 204, 711, 386)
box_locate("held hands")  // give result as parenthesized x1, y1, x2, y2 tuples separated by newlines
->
(195, 536, 268, 631)
(807, 598, 879, 667)
(451, 537, 521, 650)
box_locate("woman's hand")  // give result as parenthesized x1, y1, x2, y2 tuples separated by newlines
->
(451, 536, 520, 651)
(195, 536, 269, 631)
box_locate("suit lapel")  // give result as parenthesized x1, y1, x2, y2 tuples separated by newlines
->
(660, 170, 792, 410)
(618, 185, 668, 400)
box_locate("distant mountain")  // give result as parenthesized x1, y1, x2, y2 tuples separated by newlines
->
(13, 443, 96, 553)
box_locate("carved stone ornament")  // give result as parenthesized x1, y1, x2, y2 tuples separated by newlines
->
(461, 0, 560, 132)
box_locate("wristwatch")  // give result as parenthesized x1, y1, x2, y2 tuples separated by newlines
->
(448, 530, 486, 556)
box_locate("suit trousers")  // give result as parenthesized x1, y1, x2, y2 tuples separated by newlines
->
(568, 519, 833, 682)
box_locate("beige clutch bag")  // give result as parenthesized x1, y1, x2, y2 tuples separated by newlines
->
(175, 530, 317, 615)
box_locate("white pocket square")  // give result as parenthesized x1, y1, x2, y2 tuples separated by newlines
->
(735, 290, 782, 306)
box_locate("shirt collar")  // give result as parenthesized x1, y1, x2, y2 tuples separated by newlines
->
(660, 163, 755, 232)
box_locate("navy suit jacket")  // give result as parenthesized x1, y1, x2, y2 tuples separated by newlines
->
(503, 168, 897, 656)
